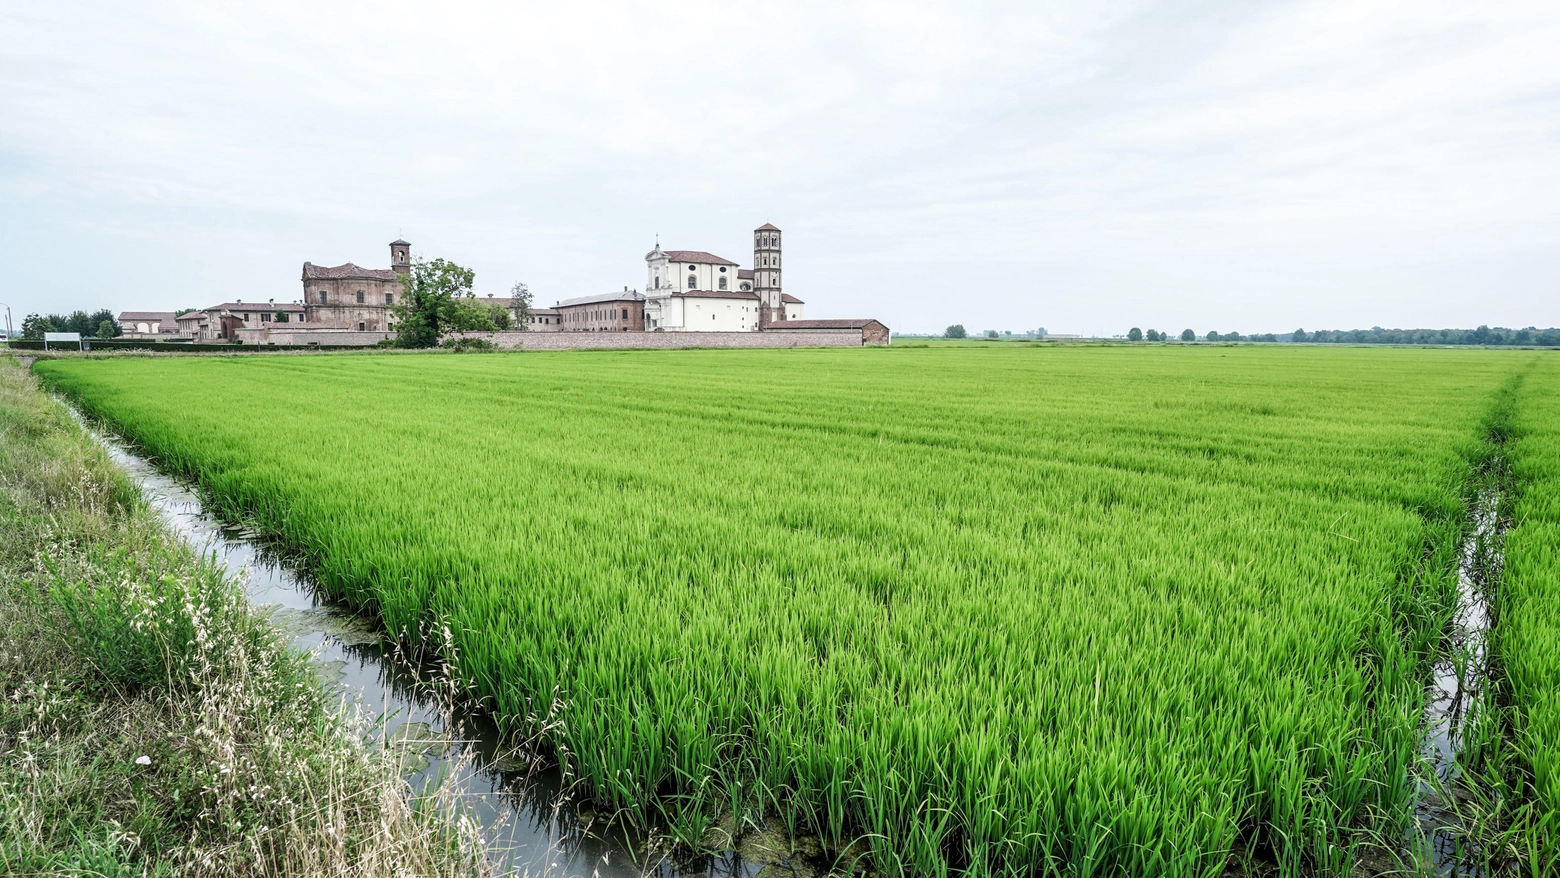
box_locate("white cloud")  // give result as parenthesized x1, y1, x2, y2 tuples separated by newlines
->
(2, 0, 1556, 334)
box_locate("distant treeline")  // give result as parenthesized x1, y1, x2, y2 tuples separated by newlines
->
(18, 310, 121, 339)
(1296, 326, 1560, 346)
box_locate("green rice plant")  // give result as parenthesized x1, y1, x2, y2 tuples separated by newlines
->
(33, 345, 1550, 876)
(1497, 355, 1560, 870)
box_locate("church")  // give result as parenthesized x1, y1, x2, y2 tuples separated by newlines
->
(641, 224, 804, 331)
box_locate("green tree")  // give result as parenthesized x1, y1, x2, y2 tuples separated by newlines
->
(1180, 328, 1195, 342)
(1292, 328, 1307, 342)
(945, 324, 967, 339)
(985, 329, 999, 339)
(95, 320, 116, 339)
(1128, 327, 1143, 342)
(508, 282, 533, 329)
(391, 256, 478, 348)
(1206, 331, 1221, 341)
(21, 314, 55, 339)
(447, 298, 501, 334)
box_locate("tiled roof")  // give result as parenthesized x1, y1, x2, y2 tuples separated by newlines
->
(389, 238, 410, 246)
(781, 294, 804, 304)
(530, 308, 560, 316)
(737, 269, 754, 279)
(662, 250, 740, 266)
(202, 302, 306, 312)
(118, 311, 178, 323)
(302, 262, 400, 281)
(285, 321, 357, 330)
(755, 223, 780, 231)
(669, 290, 759, 300)
(765, 319, 883, 330)
(176, 312, 209, 323)
(555, 290, 646, 308)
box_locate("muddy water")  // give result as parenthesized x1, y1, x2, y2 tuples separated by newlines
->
(1416, 484, 1503, 875)
(87, 427, 778, 878)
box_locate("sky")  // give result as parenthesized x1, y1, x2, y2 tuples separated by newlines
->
(2, 0, 1557, 337)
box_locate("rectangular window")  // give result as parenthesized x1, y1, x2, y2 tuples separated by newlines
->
(356, 290, 365, 304)
(358, 321, 365, 331)
(319, 291, 328, 303)
(385, 293, 394, 305)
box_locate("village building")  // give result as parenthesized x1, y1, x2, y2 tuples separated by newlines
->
(642, 225, 806, 331)
(555, 289, 646, 332)
(117, 311, 184, 339)
(183, 301, 307, 341)
(299, 239, 410, 332)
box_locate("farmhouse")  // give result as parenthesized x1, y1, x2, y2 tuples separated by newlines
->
(117, 311, 184, 339)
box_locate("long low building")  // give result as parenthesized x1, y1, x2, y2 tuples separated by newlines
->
(117, 311, 186, 339)
(763, 319, 890, 346)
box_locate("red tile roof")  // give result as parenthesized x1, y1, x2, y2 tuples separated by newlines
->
(765, 319, 884, 330)
(781, 294, 803, 304)
(755, 223, 780, 231)
(737, 269, 754, 279)
(118, 311, 178, 323)
(670, 290, 759, 300)
(202, 302, 306, 312)
(302, 262, 400, 281)
(663, 250, 739, 266)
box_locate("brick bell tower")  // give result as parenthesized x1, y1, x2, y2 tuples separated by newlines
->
(753, 223, 784, 327)
(390, 238, 411, 274)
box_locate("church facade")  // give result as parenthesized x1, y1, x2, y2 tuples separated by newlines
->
(297, 239, 411, 332)
(641, 224, 804, 332)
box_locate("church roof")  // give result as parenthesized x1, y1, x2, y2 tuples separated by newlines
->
(662, 250, 740, 266)
(669, 290, 759, 300)
(755, 223, 780, 231)
(302, 262, 399, 281)
(737, 269, 754, 279)
(781, 294, 804, 304)
(389, 238, 410, 246)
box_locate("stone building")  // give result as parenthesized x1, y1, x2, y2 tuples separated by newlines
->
(299, 239, 410, 332)
(183, 301, 306, 341)
(642, 225, 810, 332)
(117, 311, 184, 339)
(555, 289, 646, 332)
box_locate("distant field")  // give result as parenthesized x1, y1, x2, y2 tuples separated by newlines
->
(35, 346, 1549, 875)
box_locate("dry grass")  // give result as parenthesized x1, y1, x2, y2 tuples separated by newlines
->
(0, 355, 490, 877)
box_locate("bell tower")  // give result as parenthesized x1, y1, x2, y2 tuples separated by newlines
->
(390, 238, 411, 275)
(753, 223, 783, 327)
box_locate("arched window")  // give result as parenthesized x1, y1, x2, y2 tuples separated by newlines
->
(719, 276, 727, 289)
(688, 275, 697, 289)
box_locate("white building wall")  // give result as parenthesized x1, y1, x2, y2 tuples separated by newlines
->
(672, 295, 757, 331)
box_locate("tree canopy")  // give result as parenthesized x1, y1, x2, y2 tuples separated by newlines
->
(390, 257, 481, 348)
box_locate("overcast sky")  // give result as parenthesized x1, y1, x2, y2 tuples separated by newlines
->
(2, 1, 1557, 336)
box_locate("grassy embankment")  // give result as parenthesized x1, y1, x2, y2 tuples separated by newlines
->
(0, 356, 485, 877)
(32, 345, 1552, 876)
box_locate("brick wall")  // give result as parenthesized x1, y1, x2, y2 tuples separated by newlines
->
(475, 330, 871, 350)
(236, 328, 392, 346)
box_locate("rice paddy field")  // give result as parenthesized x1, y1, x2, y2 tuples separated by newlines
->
(33, 345, 1558, 876)
(1504, 356, 1560, 829)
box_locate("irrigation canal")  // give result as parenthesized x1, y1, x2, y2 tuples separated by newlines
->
(85, 422, 787, 878)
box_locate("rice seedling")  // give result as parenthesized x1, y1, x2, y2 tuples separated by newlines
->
(33, 344, 1554, 875)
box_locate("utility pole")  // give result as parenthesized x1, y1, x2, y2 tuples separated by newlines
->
(0, 303, 12, 347)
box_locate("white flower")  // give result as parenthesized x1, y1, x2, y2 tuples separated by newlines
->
(134, 755, 151, 766)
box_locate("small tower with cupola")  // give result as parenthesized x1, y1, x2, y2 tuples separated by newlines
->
(390, 239, 411, 275)
(753, 223, 783, 326)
